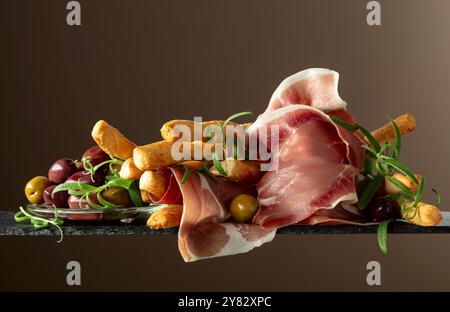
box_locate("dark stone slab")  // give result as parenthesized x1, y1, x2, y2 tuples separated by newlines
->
(1, 211, 450, 236)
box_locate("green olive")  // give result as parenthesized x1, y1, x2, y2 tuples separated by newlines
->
(230, 194, 258, 223)
(106, 163, 122, 176)
(101, 187, 132, 207)
(24, 176, 53, 205)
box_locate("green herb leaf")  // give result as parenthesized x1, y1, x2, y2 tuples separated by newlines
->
(68, 190, 87, 196)
(432, 188, 441, 207)
(363, 159, 374, 176)
(128, 180, 144, 207)
(52, 182, 95, 195)
(181, 165, 190, 184)
(86, 194, 105, 210)
(383, 159, 419, 184)
(392, 120, 401, 159)
(97, 192, 122, 209)
(212, 147, 227, 176)
(385, 176, 415, 198)
(200, 164, 224, 182)
(105, 178, 133, 189)
(358, 174, 384, 209)
(413, 176, 425, 206)
(356, 124, 381, 153)
(377, 219, 392, 255)
(77, 182, 99, 192)
(223, 111, 253, 128)
(328, 115, 358, 131)
(15, 206, 64, 243)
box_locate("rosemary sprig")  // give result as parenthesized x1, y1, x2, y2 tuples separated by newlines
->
(52, 177, 134, 209)
(15, 206, 64, 243)
(212, 111, 253, 176)
(329, 114, 439, 255)
(329, 115, 435, 212)
(377, 219, 391, 255)
(83, 157, 124, 182)
(181, 165, 190, 184)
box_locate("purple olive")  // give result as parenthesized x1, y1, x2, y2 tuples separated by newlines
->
(48, 158, 77, 184)
(66, 171, 104, 186)
(365, 197, 401, 222)
(43, 185, 69, 208)
(68, 194, 101, 220)
(82, 146, 109, 167)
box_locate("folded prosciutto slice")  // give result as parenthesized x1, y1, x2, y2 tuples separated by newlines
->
(247, 105, 365, 228)
(298, 205, 367, 226)
(266, 68, 346, 113)
(170, 169, 276, 262)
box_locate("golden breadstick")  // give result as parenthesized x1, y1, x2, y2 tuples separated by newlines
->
(92, 120, 136, 160)
(134, 141, 176, 170)
(161, 120, 252, 142)
(119, 158, 143, 180)
(385, 173, 422, 195)
(133, 140, 213, 171)
(147, 205, 183, 230)
(139, 170, 167, 199)
(371, 113, 416, 143)
(160, 120, 228, 141)
(181, 160, 206, 170)
(402, 202, 442, 226)
(211, 160, 262, 184)
(140, 190, 151, 203)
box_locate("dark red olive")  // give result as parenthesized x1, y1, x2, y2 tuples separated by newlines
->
(48, 158, 77, 184)
(365, 197, 401, 222)
(68, 194, 102, 221)
(82, 146, 109, 167)
(66, 171, 104, 186)
(43, 185, 69, 208)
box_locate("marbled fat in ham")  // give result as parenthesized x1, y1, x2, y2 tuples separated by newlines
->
(247, 105, 365, 228)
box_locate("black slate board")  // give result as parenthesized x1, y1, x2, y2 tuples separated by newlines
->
(1, 211, 450, 236)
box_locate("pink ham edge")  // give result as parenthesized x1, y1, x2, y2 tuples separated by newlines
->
(266, 68, 347, 113)
(299, 205, 370, 226)
(247, 105, 365, 229)
(170, 168, 276, 262)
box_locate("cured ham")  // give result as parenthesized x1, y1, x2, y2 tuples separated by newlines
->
(266, 68, 346, 113)
(299, 205, 367, 226)
(247, 105, 365, 228)
(170, 169, 276, 262)
(146, 169, 183, 204)
(146, 68, 368, 261)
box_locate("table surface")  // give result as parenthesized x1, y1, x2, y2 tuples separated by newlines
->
(2, 211, 450, 236)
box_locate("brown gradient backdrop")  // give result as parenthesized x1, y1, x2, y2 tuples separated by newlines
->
(1, 0, 450, 291)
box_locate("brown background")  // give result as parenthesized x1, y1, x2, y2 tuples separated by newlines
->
(1, 0, 450, 291)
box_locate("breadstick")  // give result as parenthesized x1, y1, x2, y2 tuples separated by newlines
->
(139, 170, 167, 199)
(119, 158, 143, 180)
(92, 120, 136, 160)
(140, 190, 151, 203)
(147, 205, 183, 230)
(384, 173, 422, 195)
(134, 141, 177, 170)
(211, 160, 262, 184)
(161, 120, 252, 142)
(371, 113, 416, 143)
(133, 140, 213, 171)
(402, 202, 442, 226)
(181, 160, 206, 170)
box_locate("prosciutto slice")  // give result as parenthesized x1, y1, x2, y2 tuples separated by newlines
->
(266, 68, 346, 113)
(247, 105, 365, 228)
(170, 169, 276, 262)
(147, 169, 183, 204)
(299, 205, 367, 226)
